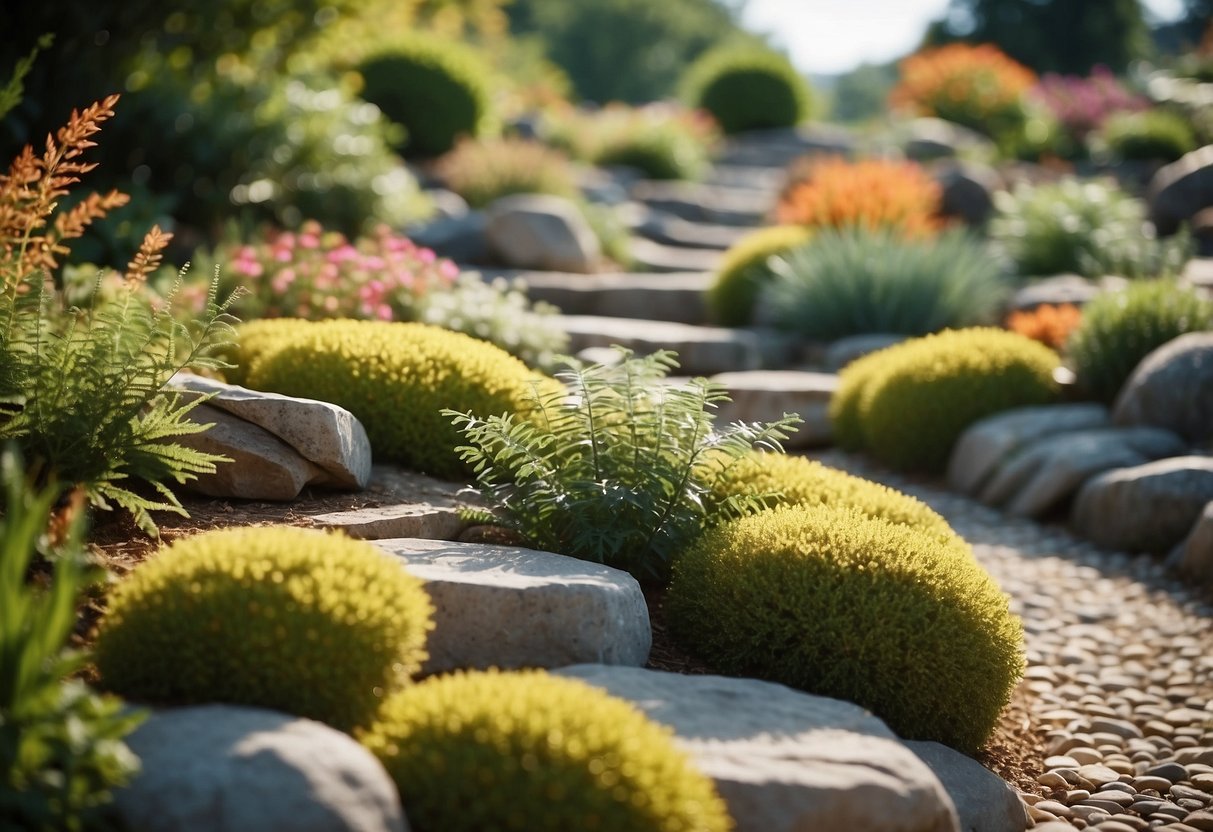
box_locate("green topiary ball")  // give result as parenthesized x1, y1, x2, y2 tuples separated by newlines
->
(1098, 109, 1197, 163)
(710, 451, 962, 546)
(667, 504, 1024, 753)
(359, 669, 733, 832)
(95, 526, 434, 732)
(359, 35, 494, 158)
(682, 47, 811, 135)
(233, 319, 558, 480)
(1068, 280, 1213, 403)
(828, 346, 898, 452)
(856, 328, 1060, 471)
(706, 225, 812, 326)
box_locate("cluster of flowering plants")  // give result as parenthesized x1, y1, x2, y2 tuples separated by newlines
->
(1006, 303, 1083, 350)
(1031, 67, 1148, 145)
(774, 157, 942, 237)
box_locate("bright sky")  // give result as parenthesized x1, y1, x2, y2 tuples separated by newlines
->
(741, 0, 1188, 76)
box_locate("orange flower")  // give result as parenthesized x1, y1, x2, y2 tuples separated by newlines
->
(890, 43, 1036, 130)
(1006, 303, 1082, 349)
(774, 157, 942, 236)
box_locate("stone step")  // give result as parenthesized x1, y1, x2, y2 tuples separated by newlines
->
(709, 370, 839, 448)
(629, 237, 723, 273)
(504, 270, 712, 325)
(633, 209, 752, 251)
(557, 315, 797, 376)
(375, 538, 651, 676)
(630, 180, 770, 226)
(703, 163, 789, 193)
(716, 125, 858, 168)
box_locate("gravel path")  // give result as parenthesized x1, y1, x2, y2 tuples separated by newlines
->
(812, 450, 1213, 832)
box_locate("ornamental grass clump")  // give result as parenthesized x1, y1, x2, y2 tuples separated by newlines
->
(95, 526, 435, 733)
(446, 348, 801, 584)
(360, 670, 733, 832)
(705, 225, 812, 326)
(764, 226, 1007, 339)
(433, 137, 578, 209)
(774, 157, 942, 237)
(667, 504, 1024, 753)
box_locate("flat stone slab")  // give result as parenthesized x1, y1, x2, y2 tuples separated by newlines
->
(629, 237, 723, 273)
(374, 539, 651, 675)
(558, 315, 795, 376)
(703, 164, 789, 193)
(710, 370, 839, 448)
(507, 270, 712, 325)
(634, 210, 754, 250)
(630, 180, 770, 226)
(717, 125, 857, 168)
(311, 503, 468, 541)
(554, 665, 960, 832)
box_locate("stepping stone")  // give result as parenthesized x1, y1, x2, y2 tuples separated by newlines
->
(633, 210, 753, 250)
(554, 666, 961, 832)
(710, 370, 839, 448)
(506, 270, 713, 325)
(628, 237, 723, 273)
(311, 504, 468, 541)
(716, 125, 857, 168)
(630, 180, 770, 226)
(375, 539, 651, 675)
(115, 705, 406, 832)
(558, 315, 796, 376)
(703, 163, 788, 194)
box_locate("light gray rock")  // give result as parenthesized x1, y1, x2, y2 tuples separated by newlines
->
(311, 503, 468, 541)
(978, 427, 1187, 518)
(904, 741, 1027, 832)
(176, 404, 322, 500)
(1149, 144, 1213, 235)
(718, 125, 857, 168)
(554, 665, 960, 832)
(628, 237, 723, 273)
(1168, 500, 1213, 584)
(485, 194, 601, 273)
(406, 210, 488, 263)
(509, 270, 713, 325)
(824, 334, 907, 371)
(629, 180, 769, 226)
(1113, 332, 1213, 445)
(710, 370, 838, 448)
(1007, 275, 1128, 312)
(170, 373, 371, 489)
(1072, 456, 1213, 554)
(947, 404, 1110, 496)
(904, 118, 997, 162)
(375, 539, 651, 674)
(115, 705, 406, 832)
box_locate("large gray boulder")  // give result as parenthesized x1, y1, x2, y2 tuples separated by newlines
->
(947, 405, 1110, 496)
(1113, 332, 1213, 445)
(1072, 456, 1213, 553)
(555, 665, 961, 832)
(935, 162, 1001, 226)
(1168, 500, 1213, 584)
(374, 539, 651, 674)
(485, 194, 601, 273)
(115, 705, 406, 832)
(904, 741, 1027, 832)
(1149, 144, 1213, 235)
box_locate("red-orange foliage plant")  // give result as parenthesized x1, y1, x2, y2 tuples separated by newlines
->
(774, 157, 943, 237)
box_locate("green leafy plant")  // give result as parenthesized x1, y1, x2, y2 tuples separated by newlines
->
(0, 450, 144, 831)
(668, 503, 1024, 754)
(1068, 280, 1213, 403)
(360, 669, 733, 832)
(95, 525, 434, 733)
(1095, 108, 1197, 163)
(706, 225, 812, 327)
(682, 45, 811, 134)
(446, 348, 801, 584)
(765, 226, 1008, 339)
(434, 137, 577, 209)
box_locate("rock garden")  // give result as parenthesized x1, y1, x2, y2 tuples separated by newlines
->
(4, 4, 1213, 832)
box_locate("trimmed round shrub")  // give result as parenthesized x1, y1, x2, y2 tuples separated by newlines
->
(360, 669, 732, 832)
(706, 225, 812, 326)
(710, 451, 962, 546)
(828, 346, 898, 451)
(359, 36, 494, 158)
(232, 319, 558, 480)
(1097, 109, 1197, 163)
(856, 328, 1060, 471)
(1068, 280, 1213, 403)
(95, 526, 434, 732)
(682, 47, 811, 135)
(667, 504, 1024, 753)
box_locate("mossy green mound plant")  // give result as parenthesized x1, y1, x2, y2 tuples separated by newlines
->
(1096, 109, 1197, 163)
(836, 328, 1060, 472)
(706, 225, 812, 326)
(682, 46, 811, 135)
(95, 526, 434, 733)
(358, 35, 494, 158)
(667, 504, 1024, 753)
(827, 347, 895, 452)
(1068, 280, 1213, 403)
(232, 318, 557, 480)
(359, 669, 733, 832)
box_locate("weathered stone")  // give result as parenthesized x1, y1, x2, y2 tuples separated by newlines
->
(1150, 145, 1213, 236)
(1072, 456, 1213, 554)
(978, 427, 1186, 517)
(555, 665, 960, 832)
(485, 194, 601, 273)
(634, 210, 752, 251)
(170, 373, 371, 489)
(629, 237, 723, 273)
(1008, 275, 1106, 312)
(115, 705, 406, 832)
(717, 125, 857, 168)
(406, 208, 488, 263)
(177, 404, 321, 500)
(935, 162, 1001, 226)
(506, 270, 712, 324)
(1113, 332, 1213, 445)
(710, 370, 839, 448)
(374, 539, 651, 674)
(1168, 500, 1213, 585)
(823, 333, 906, 371)
(904, 741, 1027, 832)
(904, 118, 997, 162)
(311, 503, 468, 541)
(946, 404, 1110, 495)
(629, 180, 769, 226)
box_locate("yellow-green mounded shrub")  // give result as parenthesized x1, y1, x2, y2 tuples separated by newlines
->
(856, 328, 1060, 471)
(232, 319, 557, 480)
(668, 505, 1024, 753)
(828, 347, 897, 452)
(706, 225, 812, 326)
(95, 526, 434, 733)
(710, 451, 961, 546)
(360, 669, 733, 832)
